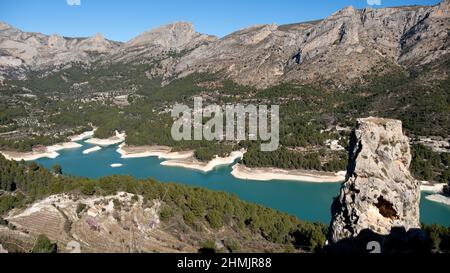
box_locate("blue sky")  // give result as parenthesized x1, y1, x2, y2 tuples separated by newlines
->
(0, 0, 441, 42)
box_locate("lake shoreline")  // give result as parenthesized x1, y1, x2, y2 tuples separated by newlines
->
(0, 141, 82, 161)
(426, 194, 450, 207)
(85, 130, 126, 147)
(160, 150, 246, 173)
(231, 163, 346, 183)
(69, 130, 95, 142)
(0, 129, 99, 161)
(2, 138, 446, 191)
(420, 182, 446, 193)
(116, 144, 194, 159)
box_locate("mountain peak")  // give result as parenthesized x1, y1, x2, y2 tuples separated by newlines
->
(142, 21, 196, 38)
(77, 32, 116, 53)
(432, 0, 450, 17)
(94, 32, 104, 40)
(329, 5, 358, 18)
(339, 5, 356, 13)
(0, 22, 12, 31)
(125, 21, 200, 49)
(154, 21, 195, 32)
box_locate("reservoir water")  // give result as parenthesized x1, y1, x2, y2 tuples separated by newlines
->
(37, 142, 450, 226)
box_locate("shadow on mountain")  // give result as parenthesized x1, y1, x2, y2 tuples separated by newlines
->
(325, 227, 430, 254)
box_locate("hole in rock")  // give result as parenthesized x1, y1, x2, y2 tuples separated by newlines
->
(375, 196, 398, 219)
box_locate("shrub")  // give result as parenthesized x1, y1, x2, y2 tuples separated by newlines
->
(131, 194, 139, 202)
(183, 211, 196, 226)
(160, 206, 173, 222)
(0, 217, 8, 226)
(0, 195, 22, 214)
(443, 182, 450, 197)
(291, 223, 327, 252)
(423, 224, 450, 252)
(198, 240, 216, 254)
(32, 234, 57, 253)
(81, 183, 95, 196)
(206, 210, 224, 229)
(224, 238, 240, 253)
(76, 203, 87, 215)
(187, 197, 205, 217)
(52, 164, 62, 175)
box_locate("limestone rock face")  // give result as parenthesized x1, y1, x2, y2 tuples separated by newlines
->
(0, 23, 120, 68)
(175, 1, 449, 88)
(329, 117, 420, 244)
(124, 22, 212, 50)
(174, 23, 306, 88)
(107, 22, 218, 81)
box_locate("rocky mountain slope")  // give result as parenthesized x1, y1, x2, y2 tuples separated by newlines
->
(179, 0, 450, 87)
(0, 0, 448, 87)
(0, 22, 121, 81)
(0, 183, 322, 254)
(107, 22, 217, 81)
(2, 192, 202, 253)
(328, 117, 423, 252)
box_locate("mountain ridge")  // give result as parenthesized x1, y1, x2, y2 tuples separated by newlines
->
(0, 0, 449, 87)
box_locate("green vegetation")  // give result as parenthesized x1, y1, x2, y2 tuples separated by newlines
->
(32, 234, 57, 253)
(7, 63, 159, 96)
(0, 105, 26, 124)
(76, 203, 87, 215)
(242, 144, 347, 172)
(199, 240, 217, 253)
(411, 144, 450, 183)
(223, 238, 240, 253)
(52, 164, 62, 175)
(444, 181, 450, 197)
(159, 206, 173, 221)
(291, 222, 328, 252)
(205, 209, 224, 229)
(334, 61, 450, 137)
(0, 134, 68, 152)
(0, 193, 25, 214)
(183, 211, 196, 226)
(194, 143, 233, 162)
(422, 224, 450, 253)
(243, 146, 320, 170)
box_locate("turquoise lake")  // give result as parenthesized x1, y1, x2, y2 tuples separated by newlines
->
(37, 142, 450, 226)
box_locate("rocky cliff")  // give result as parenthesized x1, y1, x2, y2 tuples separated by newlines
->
(328, 117, 423, 252)
(0, 0, 449, 87)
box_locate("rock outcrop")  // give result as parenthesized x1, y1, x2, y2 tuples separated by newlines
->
(328, 117, 423, 252)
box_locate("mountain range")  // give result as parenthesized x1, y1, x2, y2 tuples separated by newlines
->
(0, 0, 449, 88)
